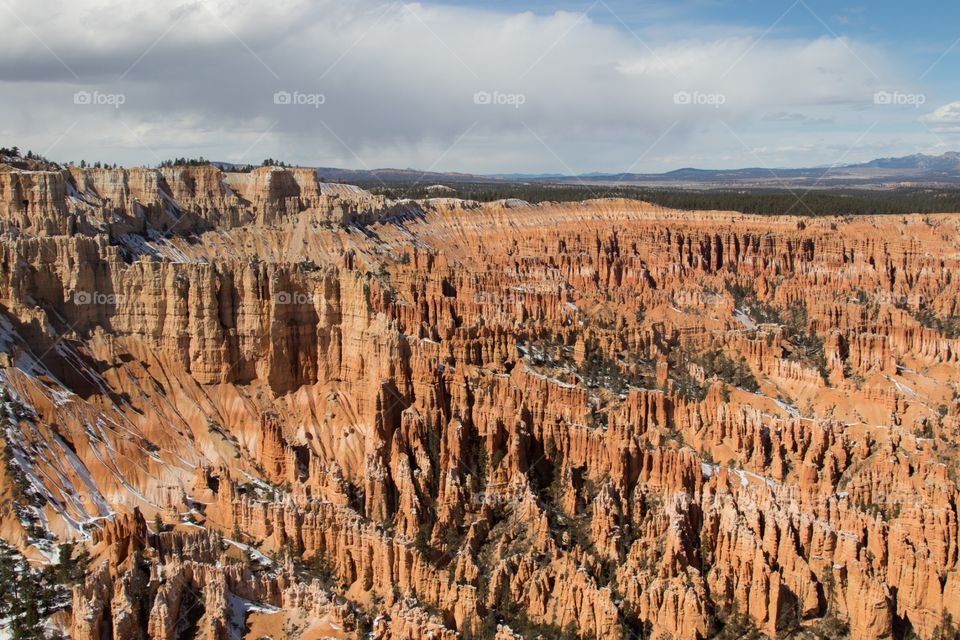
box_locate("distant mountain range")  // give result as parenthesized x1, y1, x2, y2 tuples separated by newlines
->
(310, 152, 960, 189)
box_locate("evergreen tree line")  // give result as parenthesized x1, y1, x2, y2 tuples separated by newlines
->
(364, 181, 960, 217)
(0, 541, 90, 639)
(1, 148, 54, 166)
(71, 160, 120, 169)
(156, 158, 292, 170)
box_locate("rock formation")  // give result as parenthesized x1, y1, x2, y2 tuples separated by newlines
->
(1, 160, 959, 639)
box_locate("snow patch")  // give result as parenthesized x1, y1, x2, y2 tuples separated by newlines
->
(733, 308, 758, 331)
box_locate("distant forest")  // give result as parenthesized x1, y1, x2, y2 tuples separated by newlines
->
(362, 182, 960, 217)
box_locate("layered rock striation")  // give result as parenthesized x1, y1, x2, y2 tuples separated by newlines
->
(0, 163, 959, 639)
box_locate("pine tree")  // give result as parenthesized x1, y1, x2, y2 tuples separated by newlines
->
(12, 557, 44, 640)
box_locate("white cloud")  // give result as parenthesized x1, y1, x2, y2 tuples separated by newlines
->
(0, 0, 930, 172)
(921, 102, 960, 133)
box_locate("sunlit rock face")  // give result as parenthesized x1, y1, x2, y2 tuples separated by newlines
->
(1, 161, 959, 639)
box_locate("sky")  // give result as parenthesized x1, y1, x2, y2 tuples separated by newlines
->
(1, 0, 959, 174)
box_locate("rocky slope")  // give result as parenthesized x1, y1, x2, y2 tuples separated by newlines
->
(1, 160, 960, 639)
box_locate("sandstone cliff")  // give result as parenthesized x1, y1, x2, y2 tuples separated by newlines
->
(1, 163, 959, 639)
